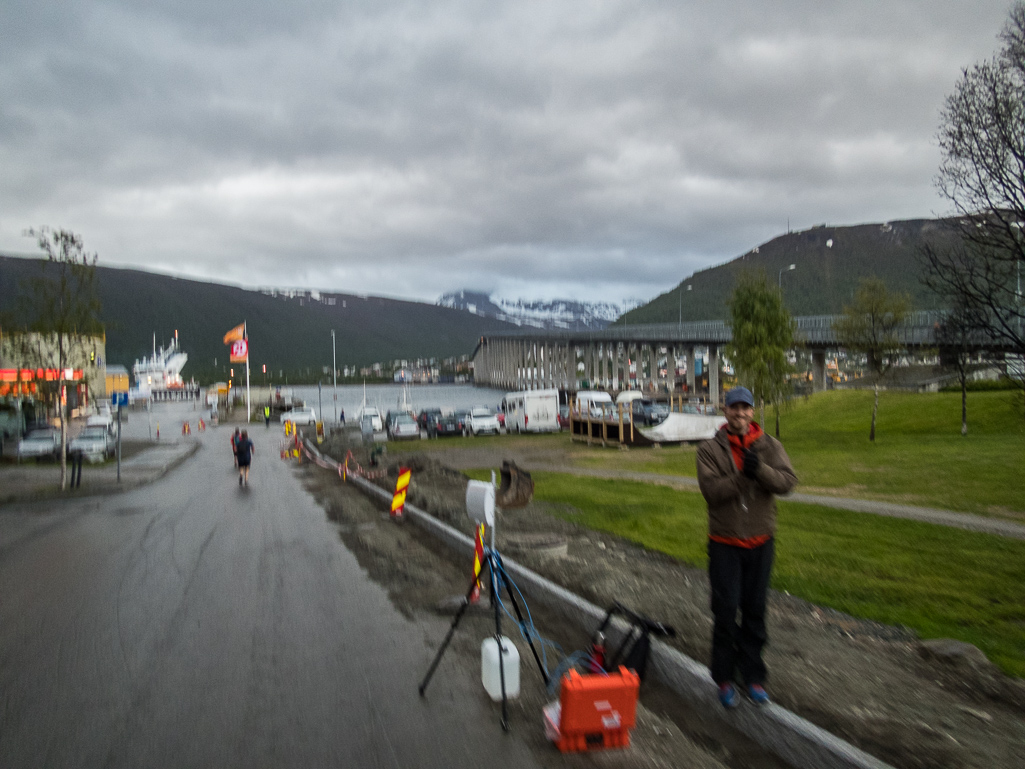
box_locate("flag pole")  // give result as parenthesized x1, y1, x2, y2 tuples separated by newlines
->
(245, 321, 251, 423)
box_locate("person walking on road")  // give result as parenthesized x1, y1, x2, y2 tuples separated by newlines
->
(231, 427, 241, 467)
(236, 430, 254, 486)
(264, 405, 271, 427)
(697, 386, 798, 709)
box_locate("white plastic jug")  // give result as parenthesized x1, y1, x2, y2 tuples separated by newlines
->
(481, 636, 520, 701)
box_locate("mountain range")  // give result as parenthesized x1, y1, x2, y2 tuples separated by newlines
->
(437, 290, 640, 331)
(1, 216, 955, 384)
(0, 256, 519, 384)
(618, 217, 954, 325)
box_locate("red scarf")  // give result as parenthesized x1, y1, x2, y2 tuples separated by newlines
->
(727, 421, 763, 471)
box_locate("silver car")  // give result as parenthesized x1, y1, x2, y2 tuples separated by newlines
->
(388, 413, 420, 440)
(69, 426, 115, 463)
(281, 406, 317, 425)
(17, 429, 60, 462)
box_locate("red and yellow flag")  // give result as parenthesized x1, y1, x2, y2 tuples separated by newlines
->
(229, 338, 249, 363)
(223, 323, 245, 345)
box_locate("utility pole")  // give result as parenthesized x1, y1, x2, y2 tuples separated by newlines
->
(331, 329, 337, 423)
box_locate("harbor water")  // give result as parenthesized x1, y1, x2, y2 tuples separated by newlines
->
(255, 382, 508, 422)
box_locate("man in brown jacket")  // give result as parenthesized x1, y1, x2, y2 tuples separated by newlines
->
(697, 386, 798, 708)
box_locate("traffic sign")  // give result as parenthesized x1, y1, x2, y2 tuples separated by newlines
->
(111, 392, 129, 406)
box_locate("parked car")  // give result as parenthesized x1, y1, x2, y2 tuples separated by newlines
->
(17, 428, 60, 462)
(388, 412, 420, 440)
(280, 406, 317, 425)
(467, 406, 501, 436)
(69, 425, 115, 463)
(631, 399, 670, 426)
(557, 405, 570, 430)
(417, 408, 443, 437)
(434, 411, 463, 437)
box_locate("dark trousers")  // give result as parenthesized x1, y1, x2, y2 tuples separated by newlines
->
(708, 538, 774, 686)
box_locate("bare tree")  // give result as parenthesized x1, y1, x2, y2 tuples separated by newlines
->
(14, 228, 103, 489)
(833, 278, 912, 441)
(936, 302, 991, 436)
(922, 2, 1025, 360)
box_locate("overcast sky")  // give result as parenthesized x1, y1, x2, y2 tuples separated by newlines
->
(0, 1, 1015, 306)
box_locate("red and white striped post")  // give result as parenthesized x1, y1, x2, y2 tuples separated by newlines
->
(391, 466, 411, 518)
(470, 523, 486, 603)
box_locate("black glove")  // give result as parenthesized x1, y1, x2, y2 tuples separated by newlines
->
(742, 448, 760, 478)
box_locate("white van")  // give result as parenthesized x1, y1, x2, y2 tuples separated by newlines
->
(615, 390, 644, 407)
(502, 389, 559, 433)
(575, 390, 617, 419)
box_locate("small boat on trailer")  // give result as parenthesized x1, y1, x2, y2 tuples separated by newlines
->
(569, 396, 724, 447)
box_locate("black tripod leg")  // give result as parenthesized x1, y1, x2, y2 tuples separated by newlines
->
(491, 557, 509, 731)
(418, 566, 486, 696)
(500, 577, 551, 687)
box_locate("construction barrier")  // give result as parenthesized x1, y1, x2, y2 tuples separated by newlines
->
(471, 523, 485, 603)
(391, 466, 411, 518)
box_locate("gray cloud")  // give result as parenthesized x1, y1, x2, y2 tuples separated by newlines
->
(0, 0, 1014, 306)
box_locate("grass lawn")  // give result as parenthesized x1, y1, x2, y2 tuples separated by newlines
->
(466, 469, 1025, 678)
(567, 390, 1025, 518)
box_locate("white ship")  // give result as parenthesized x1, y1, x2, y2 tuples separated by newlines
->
(132, 334, 197, 401)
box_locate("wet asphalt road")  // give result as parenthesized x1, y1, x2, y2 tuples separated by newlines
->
(0, 419, 543, 769)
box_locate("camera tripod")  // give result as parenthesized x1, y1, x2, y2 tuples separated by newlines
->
(418, 547, 550, 731)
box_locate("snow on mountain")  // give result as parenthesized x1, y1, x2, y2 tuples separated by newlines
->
(438, 290, 639, 330)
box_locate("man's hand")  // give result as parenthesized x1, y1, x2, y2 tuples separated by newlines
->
(742, 448, 760, 478)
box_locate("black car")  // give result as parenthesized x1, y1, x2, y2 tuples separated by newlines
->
(434, 412, 463, 437)
(631, 399, 670, 426)
(417, 408, 443, 437)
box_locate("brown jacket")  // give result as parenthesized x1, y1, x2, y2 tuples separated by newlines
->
(696, 426, 798, 541)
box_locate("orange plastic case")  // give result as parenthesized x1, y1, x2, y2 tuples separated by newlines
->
(546, 666, 640, 753)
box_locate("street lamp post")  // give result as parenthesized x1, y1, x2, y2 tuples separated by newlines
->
(779, 263, 796, 288)
(678, 284, 692, 327)
(331, 330, 337, 423)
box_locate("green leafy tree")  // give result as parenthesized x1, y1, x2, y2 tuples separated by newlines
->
(725, 271, 796, 437)
(833, 277, 912, 441)
(14, 228, 103, 489)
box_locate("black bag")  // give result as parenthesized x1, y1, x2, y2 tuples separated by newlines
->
(592, 602, 675, 681)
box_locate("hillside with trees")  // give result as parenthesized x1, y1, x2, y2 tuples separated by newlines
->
(0, 255, 518, 383)
(618, 218, 958, 325)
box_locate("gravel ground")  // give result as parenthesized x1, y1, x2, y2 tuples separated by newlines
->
(299, 433, 1025, 769)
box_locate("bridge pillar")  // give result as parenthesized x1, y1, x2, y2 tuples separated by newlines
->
(812, 350, 828, 392)
(685, 346, 696, 393)
(708, 346, 720, 406)
(649, 344, 659, 392)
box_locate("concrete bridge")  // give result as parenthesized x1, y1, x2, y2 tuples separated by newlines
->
(472, 311, 954, 397)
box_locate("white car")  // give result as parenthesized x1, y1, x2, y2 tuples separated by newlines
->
(69, 426, 115, 463)
(467, 406, 501, 436)
(280, 406, 317, 425)
(388, 413, 420, 440)
(17, 429, 60, 462)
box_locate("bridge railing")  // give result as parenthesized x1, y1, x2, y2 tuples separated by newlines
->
(482, 309, 1025, 351)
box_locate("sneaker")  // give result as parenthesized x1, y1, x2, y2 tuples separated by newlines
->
(747, 684, 770, 705)
(718, 683, 739, 709)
